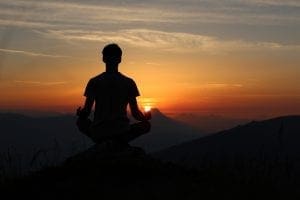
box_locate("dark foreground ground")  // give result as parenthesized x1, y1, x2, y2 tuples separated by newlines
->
(1, 144, 300, 200)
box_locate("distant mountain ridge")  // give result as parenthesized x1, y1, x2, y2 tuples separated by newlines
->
(155, 115, 300, 168)
(171, 112, 250, 133)
(130, 108, 205, 152)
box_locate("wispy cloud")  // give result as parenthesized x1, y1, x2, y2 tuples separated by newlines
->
(0, 0, 298, 31)
(13, 80, 67, 86)
(145, 62, 162, 66)
(0, 48, 70, 58)
(0, 0, 180, 27)
(203, 83, 244, 88)
(248, 0, 300, 7)
(41, 29, 300, 54)
(181, 82, 244, 89)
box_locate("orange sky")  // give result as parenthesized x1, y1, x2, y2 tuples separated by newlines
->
(1, 46, 299, 118)
(0, 0, 299, 118)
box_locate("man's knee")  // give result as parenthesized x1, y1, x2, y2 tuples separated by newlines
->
(130, 121, 151, 135)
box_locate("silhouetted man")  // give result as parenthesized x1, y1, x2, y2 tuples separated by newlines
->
(76, 43, 151, 147)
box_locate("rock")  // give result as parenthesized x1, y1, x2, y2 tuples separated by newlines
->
(65, 141, 146, 164)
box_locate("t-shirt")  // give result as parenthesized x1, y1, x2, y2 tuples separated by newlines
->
(84, 72, 140, 136)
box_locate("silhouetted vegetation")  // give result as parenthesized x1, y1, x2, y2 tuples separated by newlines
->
(1, 146, 300, 200)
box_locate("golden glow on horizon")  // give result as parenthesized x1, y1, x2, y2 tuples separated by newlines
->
(138, 97, 156, 111)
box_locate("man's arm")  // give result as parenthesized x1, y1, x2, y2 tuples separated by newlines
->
(129, 97, 151, 121)
(77, 96, 94, 119)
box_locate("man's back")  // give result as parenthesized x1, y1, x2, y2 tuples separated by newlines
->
(84, 72, 140, 131)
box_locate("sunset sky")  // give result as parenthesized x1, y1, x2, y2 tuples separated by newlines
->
(0, 0, 299, 118)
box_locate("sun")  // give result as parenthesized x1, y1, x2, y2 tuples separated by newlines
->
(139, 97, 155, 112)
(144, 105, 152, 112)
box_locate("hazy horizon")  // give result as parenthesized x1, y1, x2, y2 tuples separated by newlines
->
(0, 107, 291, 135)
(0, 106, 297, 119)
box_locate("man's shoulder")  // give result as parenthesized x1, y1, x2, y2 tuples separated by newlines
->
(92, 72, 106, 80)
(88, 72, 136, 85)
(118, 73, 135, 83)
(88, 72, 106, 82)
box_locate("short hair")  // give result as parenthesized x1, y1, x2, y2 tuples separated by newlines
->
(102, 43, 122, 58)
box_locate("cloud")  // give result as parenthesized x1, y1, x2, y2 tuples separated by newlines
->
(247, 0, 300, 7)
(0, 48, 70, 58)
(203, 83, 244, 88)
(0, 0, 298, 31)
(0, 0, 299, 57)
(41, 29, 300, 54)
(181, 82, 244, 89)
(0, 0, 180, 27)
(145, 62, 162, 66)
(13, 80, 67, 86)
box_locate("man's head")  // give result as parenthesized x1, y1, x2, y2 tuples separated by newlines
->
(102, 43, 122, 65)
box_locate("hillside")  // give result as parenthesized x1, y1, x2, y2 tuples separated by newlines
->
(155, 115, 300, 167)
(1, 143, 298, 200)
(0, 144, 202, 199)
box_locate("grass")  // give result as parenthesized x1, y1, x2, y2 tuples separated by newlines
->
(1, 146, 300, 199)
(0, 139, 88, 181)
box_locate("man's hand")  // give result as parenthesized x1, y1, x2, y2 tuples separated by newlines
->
(144, 110, 152, 120)
(76, 106, 89, 119)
